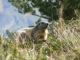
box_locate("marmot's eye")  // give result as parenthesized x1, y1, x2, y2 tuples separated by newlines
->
(41, 22, 44, 24)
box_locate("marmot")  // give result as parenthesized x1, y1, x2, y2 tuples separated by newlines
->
(15, 22, 48, 43)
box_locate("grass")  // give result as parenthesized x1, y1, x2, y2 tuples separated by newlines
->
(0, 20, 80, 60)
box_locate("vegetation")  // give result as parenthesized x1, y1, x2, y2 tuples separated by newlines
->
(0, 20, 80, 60)
(8, 0, 80, 21)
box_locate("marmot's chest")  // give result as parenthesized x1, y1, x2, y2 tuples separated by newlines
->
(35, 29, 46, 39)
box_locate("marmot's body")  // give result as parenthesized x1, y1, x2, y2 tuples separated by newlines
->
(15, 22, 48, 43)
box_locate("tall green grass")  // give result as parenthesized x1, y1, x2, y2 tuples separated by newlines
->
(0, 20, 80, 60)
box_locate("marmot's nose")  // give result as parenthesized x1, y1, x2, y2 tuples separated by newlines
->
(46, 23, 48, 26)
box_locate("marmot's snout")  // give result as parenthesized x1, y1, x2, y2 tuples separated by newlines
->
(45, 23, 48, 28)
(43, 23, 48, 28)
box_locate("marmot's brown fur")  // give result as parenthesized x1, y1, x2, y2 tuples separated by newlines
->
(15, 22, 48, 43)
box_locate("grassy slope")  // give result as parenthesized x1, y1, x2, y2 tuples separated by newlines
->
(0, 20, 80, 60)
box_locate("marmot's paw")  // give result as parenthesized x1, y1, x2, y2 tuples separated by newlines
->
(43, 40, 46, 42)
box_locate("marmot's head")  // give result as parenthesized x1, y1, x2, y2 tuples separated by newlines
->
(36, 22, 48, 30)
